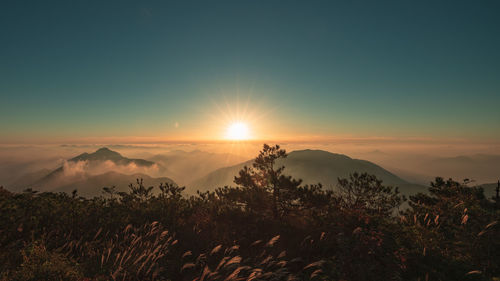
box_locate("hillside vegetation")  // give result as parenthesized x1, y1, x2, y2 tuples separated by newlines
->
(1, 144, 499, 281)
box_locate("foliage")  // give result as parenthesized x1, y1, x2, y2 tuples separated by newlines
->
(0, 144, 499, 280)
(234, 144, 302, 219)
(1, 241, 82, 281)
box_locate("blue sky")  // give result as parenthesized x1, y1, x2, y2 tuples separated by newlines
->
(1, 0, 499, 143)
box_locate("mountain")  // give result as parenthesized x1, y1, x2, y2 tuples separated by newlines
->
(189, 149, 425, 195)
(36, 147, 160, 187)
(21, 148, 175, 196)
(422, 154, 500, 184)
(52, 171, 176, 198)
(148, 150, 246, 186)
(70, 147, 155, 167)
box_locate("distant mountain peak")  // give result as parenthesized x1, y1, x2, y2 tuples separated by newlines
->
(93, 147, 122, 157)
(69, 147, 154, 167)
(31, 148, 161, 193)
(70, 147, 121, 162)
(96, 147, 113, 153)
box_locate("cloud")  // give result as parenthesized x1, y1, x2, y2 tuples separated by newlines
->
(62, 160, 87, 178)
(60, 160, 161, 179)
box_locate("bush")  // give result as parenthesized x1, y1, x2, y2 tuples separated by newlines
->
(3, 241, 82, 281)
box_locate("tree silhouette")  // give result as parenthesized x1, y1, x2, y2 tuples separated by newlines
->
(234, 144, 302, 219)
(336, 172, 404, 215)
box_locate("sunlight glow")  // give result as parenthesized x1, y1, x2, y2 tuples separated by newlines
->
(225, 122, 250, 140)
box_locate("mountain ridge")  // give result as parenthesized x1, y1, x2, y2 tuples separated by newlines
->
(189, 149, 424, 195)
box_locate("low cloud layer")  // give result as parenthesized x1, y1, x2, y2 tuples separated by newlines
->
(62, 159, 161, 178)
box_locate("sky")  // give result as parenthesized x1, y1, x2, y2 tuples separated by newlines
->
(1, 0, 499, 144)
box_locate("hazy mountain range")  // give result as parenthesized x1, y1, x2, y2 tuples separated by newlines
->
(422, 154, 500, 184)
(1, 147, 498, 199)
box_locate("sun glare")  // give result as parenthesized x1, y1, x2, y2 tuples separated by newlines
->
(225, 122, 250, 140)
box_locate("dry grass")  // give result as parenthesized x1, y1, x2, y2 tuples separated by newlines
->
(59, 222, 176, 280)
(180, 234, 326, 281)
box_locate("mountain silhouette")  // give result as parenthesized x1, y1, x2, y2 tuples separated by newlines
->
(70, 147, 155, 167)
(189, 149, 424, 195)
(38, 147, 158, 182)
(24, 148, 173, 196)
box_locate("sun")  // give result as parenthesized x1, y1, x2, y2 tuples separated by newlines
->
(225, 122, 250, 140)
